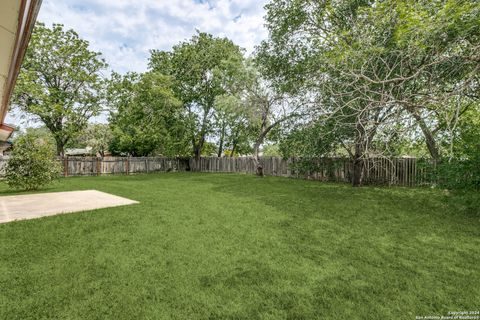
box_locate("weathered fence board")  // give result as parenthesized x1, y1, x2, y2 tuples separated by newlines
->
(56, 157, 190, 176)
(0, 156, 437, 187)
(189, 156, 437, 187)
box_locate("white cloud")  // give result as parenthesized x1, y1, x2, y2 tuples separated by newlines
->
(36, 0, 269, 74)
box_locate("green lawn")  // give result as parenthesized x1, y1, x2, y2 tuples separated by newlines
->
(0, 173, 478, 320)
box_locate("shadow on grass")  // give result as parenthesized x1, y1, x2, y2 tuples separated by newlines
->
(201, 173, 480, 318)
(0, 172, 478, 319)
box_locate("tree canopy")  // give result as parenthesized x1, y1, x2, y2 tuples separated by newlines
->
(107, 72, 188, 157)
(257, 0, 480, 185)
(149, 32, 245, 159)
(13, 23, 107, 156)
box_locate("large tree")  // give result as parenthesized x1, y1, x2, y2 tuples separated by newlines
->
(149, 32, 244, 159)
(107, 72, 188, 157)
(244, 70, 305, 176)
(257, 0, 480, 185)
(218, 61, 305, 175)
(12, 23, 107, 156)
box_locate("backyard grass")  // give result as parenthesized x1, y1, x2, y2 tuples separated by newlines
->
(0, 173, 479, 320)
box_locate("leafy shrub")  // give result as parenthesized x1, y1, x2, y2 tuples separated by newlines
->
(435, 158, 480, 190)
(5, 133, 61, 190)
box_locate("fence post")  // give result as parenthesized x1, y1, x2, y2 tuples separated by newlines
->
(125, 157, 129, 175)
(96, 157, 101, 176)
(63, 157, 68, 177)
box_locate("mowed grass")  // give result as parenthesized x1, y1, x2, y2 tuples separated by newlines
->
(0, 173, 479, 320)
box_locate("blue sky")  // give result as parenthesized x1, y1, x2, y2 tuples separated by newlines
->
(37, 0, 269, 74)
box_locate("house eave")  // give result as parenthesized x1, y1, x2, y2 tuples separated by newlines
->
(0, 0, 43, 140)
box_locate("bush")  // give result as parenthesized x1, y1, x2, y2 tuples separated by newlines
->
(5, 132, 61, 190)
(435, 157, 480, 190)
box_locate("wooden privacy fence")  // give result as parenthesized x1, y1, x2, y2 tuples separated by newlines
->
(0, 156, 437, 187)
(189, 156, 437, 187)
(61, 157, 190, 176)
(0, 157, 188, 177)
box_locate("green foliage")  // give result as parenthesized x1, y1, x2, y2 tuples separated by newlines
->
(200, 141, 217, 156)
(5, 133, 61, 191)
(12, 23, 107, 156)
(451, 104, 480, 158)
(435, 104, 480, 190)
(435, 159, 480, 190)
(149, 32, 245, 157)
(107, 72, 189, 157)
(258, 0, 480, 166)
(279, 118, 352, 158)
(81, 124, 113, 157)
(21, 127, 56, 146)
(216, 59, 304, 161)
(214, 92, 255, 156)
(262, 144, 281, 157)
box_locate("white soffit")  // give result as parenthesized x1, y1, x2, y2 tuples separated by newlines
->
(0, 0, 21, 111)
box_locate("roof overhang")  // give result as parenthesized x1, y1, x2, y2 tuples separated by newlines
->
(0, 123, 15, 141)
(0, 0, 42, 140)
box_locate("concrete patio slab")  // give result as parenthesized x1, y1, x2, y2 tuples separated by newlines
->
(0, 190, 138, 224)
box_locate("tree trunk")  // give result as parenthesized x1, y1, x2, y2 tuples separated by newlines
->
(253, 138, 263, 177)
(417, 117, 440, 160)
(251, 109, 295, 177)
(230, 141, 237, 157)
(192, 106, 211, 160)
(352, 122, 366, 187)
(55, 140, 65, 157)
(193, 134, 206, 160)
(406, 108, 440, 160)
(217, 128, 224, 157)
(352, 152, 363, 187)
(194, 145, 202, 160)
(217, 123, 226, 158)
